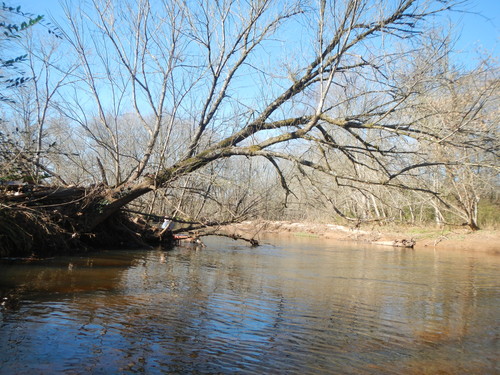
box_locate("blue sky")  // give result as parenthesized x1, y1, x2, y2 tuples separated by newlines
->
(449, 0, 500, 60)
(17, 0, 499, 63)
(10, 0, 497, 122)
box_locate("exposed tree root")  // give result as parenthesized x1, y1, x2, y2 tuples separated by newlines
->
(0, 204, 174, 258)
(1, 183, 259, 257)
(0, 207, 78, 257)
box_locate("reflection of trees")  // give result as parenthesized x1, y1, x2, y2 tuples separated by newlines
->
(96, 241, 495, 372)
(1, 241, 498, 373)
(1, 255, 136, 295)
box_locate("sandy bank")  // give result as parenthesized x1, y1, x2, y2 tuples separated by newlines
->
(218, 220, 500, 254)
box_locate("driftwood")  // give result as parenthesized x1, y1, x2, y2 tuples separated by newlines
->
(2, 186, 86, 202)
(173, 234, 206, 247)
(372, 238, 416, 248)
(187, 231, 259, 247)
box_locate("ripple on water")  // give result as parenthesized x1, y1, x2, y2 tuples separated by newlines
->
(0, 240, 498, 374)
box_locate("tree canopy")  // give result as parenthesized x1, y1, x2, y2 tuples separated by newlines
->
(0, 0, 499, 255)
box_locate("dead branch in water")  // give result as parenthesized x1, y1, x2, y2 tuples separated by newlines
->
(194, 231, 259, 247)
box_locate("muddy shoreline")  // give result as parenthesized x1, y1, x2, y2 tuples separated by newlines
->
(218, 220, 500, 254)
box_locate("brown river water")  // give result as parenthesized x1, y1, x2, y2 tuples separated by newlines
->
(0, 236, 498, 374)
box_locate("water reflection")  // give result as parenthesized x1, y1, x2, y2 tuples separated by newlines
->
(0, 237, 498, 374)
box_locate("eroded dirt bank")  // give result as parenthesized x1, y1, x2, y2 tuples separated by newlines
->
(218, 220, 500, 254)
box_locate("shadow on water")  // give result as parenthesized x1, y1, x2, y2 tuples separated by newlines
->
(0, 237, 498, 374)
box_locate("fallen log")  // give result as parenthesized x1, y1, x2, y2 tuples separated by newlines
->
(372, 238, 416, 248)
(1, 180, 256, 256)
(198, 231, 259, 246)
(1, 185, 87, 203)
(173, 234, 206, 247)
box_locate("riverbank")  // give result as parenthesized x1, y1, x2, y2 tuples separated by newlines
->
(218, 220, 500, 254)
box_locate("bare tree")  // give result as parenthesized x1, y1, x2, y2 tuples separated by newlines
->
(71, 1, 461, 225)
(424, 69, 499, 229)
(5, 0, 497, 253)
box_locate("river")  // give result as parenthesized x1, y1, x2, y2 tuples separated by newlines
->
(0, 236, 498, 374)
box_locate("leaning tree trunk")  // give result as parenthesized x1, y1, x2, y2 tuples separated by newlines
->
(78, 181, 154, 232)
(1, 153, 219, 256)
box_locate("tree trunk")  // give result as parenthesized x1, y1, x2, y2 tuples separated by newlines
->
(78, 182, 153, 232)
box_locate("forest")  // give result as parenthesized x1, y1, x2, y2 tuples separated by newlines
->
(1, 0, 498, 256)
